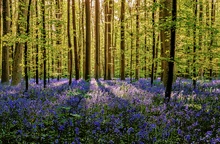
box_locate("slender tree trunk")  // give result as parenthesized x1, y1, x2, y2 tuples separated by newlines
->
(24, 0, 32, 91)
(104, 1, 108, 80)
(95, 0, 100, 79)
(35, 0, 39, 84)
(209, 0, 215, 80)
(160, 0, 172, 87)
(78, 0, 82, 78)
(72, 0, 79, 80)
(193, 0, 197, 89)
(144, 0, 147, 78)
(107, 0, 113, 80)
(55, 0, 62, 81)
(155, 34, 159, 79)
(151, 0, 156, 86)
(135, 0, 140, 80)
(112, 1, 115, 78)
(82, 1, 86, 79)
(1, 0, 10, 84)
(120, 0, 125, 80)
(41, 0, 46, 88)
(11, 0, 26, 86)
(198, 0, 203, 79)
(67, 0, 72, 85)
(129, 5, 133, 82)
(9, 0, 13, 77)
(165, 0, 177, 102)
(85, 0, 91, 80)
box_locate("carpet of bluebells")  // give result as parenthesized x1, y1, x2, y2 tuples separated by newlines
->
(0, 78, 219, 143)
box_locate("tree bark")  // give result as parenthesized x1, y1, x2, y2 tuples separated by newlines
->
(1, 0, 10, 84)
(55, 0, 62, 81)
(165, 0, 177, 102)
(193, 0, 197, 89)
(120, 0, 125, 80)
(104, 0, 108, 80)
(67, 0, 72, 85)
(24, 0, 32, 91)
(107, 0, 113, 80)
(160, 0, 172, 87)
(41, 0, 46, 88)
(151, 0, 156, 86)
(135, 0, 140, 80)
(35, 0, 39, 84)
(72, 0, 79, 80)
(11, 0, 26, 86)
(95, 0, 100, 79)
(85, 0, 91, 80)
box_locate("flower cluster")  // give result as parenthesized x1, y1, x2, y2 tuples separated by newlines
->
(0, 78, 219, 143)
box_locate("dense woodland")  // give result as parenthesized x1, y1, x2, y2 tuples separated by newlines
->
(0, 0, 220, 143)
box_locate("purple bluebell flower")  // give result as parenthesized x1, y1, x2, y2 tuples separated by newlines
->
(127, 127, 134, 135)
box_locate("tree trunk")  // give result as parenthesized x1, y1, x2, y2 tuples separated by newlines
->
(120, 0, 125, 80)
(193, 0, 197, 89)
(1, 0, 10, 84)
(24, 0, 32, 91)
(107, 0, 113, 80)
(95, 0, 100, 80)
(144, 0, 147, 79)
(160, 0, 172, 87)
(11, 0, 26, 86)
(72, 0, 79, 80)
(129, 5, 133, 82)
(82, 1, 86, 79)
(165, 0, 177, 102)
(85, 0, 91, 80)
(209, 0, 215, 80)
(151, 0, 156, 86)
(104, 0, 108, 80)
(135, 0, 140, 80)
(67, 0, 72, 85)
(55, 0, 62, 81)
(41, 0, 46, 88)
(35, 0, 39, 84)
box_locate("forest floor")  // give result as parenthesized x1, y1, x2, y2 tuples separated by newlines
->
(0, 78, 219, 143)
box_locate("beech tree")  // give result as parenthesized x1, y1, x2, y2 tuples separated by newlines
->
(67, 0, 72, 85)
(165, 0, 177, 102)
(11, 0, 26, 86)
(35, 0, 39, 84)
(193, 0, 197, 89)
(95, 0, 100, 79)
(135, 0, 140, 80)
(151, 0, 156, 86)
(120, 0, 125, 80)
(1, 0, 10, 84)
(24, 0, 32, 91)
(85, 0, 91, 80)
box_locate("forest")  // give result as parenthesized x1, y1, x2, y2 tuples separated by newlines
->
(0, 0, 220, 143)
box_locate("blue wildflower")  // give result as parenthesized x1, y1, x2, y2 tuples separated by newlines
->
(127, 127, 134, 135)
